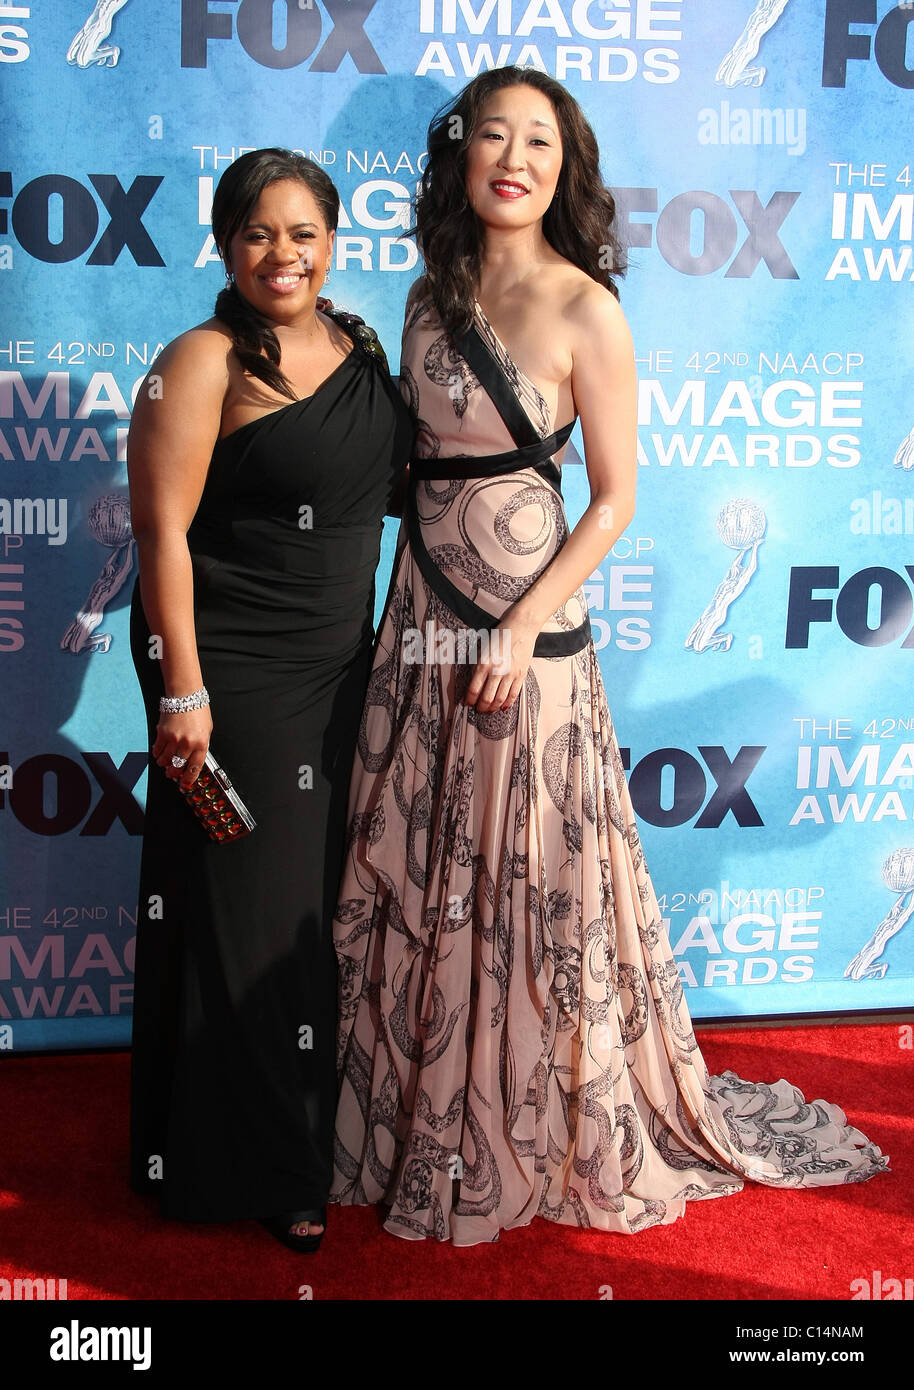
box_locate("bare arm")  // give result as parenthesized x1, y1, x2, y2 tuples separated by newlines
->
(466, 287, 638, 711)
(514, 287, 637, 626)
(127, 326, 230, 785)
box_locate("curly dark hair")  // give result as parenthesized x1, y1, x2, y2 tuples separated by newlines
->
(211, 148, 339, 401)
(414, 67, 626, 340)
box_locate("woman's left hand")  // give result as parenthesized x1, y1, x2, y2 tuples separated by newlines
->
(464, 611, 539, 712)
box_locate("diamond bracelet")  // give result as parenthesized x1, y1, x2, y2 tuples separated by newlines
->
(159, 687, 210, 714)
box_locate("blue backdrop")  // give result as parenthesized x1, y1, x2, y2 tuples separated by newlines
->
(1, 0, 912, 1051)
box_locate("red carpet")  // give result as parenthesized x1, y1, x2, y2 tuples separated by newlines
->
(0, 1022, 909, 1301)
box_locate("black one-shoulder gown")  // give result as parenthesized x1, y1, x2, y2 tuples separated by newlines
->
(129, 336, 414, 1222)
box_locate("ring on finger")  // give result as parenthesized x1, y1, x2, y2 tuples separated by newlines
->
(171, 755, 187, 769)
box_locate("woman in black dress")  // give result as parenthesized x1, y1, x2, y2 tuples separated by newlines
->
(127, 148, 413, 1250)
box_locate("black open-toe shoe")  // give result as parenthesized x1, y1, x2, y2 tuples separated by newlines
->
(260, 1207, 326, 1253)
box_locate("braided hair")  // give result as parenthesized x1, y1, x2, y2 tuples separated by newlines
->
(211, 148, 340, 400)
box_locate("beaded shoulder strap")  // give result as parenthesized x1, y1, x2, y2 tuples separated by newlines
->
(319, 300, 390, 373)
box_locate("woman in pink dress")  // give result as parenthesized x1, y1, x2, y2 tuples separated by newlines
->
(329, 67, 888, 1245)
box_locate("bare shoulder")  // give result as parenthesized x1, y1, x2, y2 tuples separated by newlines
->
(403, 274, 430, 324)
(405, 274, 428, 309)
(150, 319, 233, 386)
(402, 274, 432, 336)
(131, 320, 231, 438)
(563, 274, 633, 357)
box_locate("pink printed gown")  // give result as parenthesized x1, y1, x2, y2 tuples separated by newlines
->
(328, 295, 888, 1245)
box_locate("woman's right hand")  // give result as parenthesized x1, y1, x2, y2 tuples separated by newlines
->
(153, 707, 213, 790)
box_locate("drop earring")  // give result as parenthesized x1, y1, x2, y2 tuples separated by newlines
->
(323, 264, 331, 283)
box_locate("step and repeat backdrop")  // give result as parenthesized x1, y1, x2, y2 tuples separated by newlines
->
(1, 1, 912, 1051)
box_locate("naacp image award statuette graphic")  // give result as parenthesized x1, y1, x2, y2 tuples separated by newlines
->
(67, 0, 132, 69)
(715, 0, 793, 88)
(60, 493, 135, 655)
(845, 847, 914, 982)
(894, 424, 914, 471)
(685, 498, 767, 654)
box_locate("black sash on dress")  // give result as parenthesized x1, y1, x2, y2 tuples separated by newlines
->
(406, 321, 592, 659)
